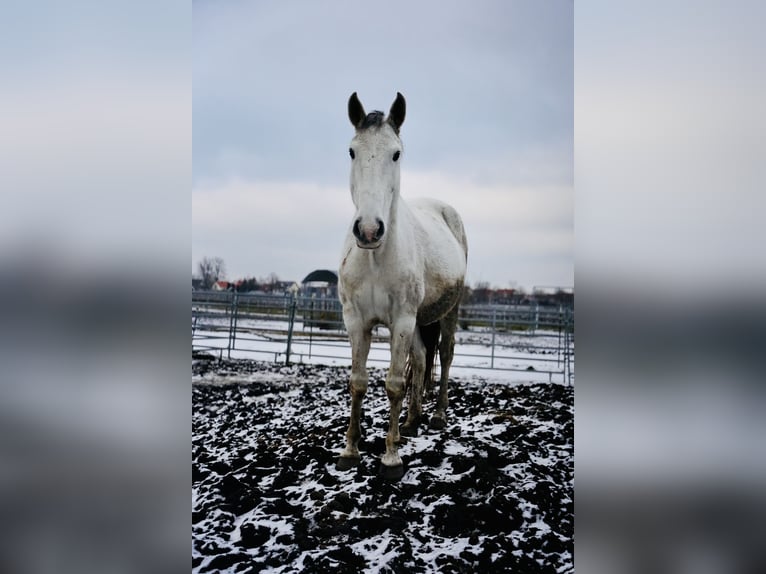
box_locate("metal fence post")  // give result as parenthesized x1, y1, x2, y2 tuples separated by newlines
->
(567, 307, 574, 385)
(557, 304, 563, 369)
(227, 291, 238, 360)
(308, 298, 314, 359)
(490, 307, 496, 369)
(285, 292, 298, 365)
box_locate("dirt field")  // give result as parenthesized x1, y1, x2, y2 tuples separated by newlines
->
(192, 359, 573, 573)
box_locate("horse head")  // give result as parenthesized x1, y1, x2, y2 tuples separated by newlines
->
(347, 92, 406, 249)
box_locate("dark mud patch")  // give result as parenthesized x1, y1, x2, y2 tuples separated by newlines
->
(193, 360, 573, 573)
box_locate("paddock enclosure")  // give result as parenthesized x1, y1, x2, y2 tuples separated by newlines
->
(192, 291, 574, 385)
(192, 359, 573, 573)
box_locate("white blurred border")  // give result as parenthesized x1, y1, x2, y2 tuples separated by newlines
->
(0, 2, 189, 573)
(576, 2, 766, 573)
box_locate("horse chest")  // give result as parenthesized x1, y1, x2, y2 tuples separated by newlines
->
(341, 275, 397, 324)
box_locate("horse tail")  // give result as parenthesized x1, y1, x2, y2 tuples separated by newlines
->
(420, 321, 441, 394)
(405, 322, 441, 399)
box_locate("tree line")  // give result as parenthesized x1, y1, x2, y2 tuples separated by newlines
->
(195, 257, 572, 305)
(194, 257, 287, 292)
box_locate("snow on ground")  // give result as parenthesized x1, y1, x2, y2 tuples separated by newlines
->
(193, 318, 573, 385)
(192, 360, 573, 573)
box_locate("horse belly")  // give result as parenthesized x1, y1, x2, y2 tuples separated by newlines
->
(417, 279, 463, 325)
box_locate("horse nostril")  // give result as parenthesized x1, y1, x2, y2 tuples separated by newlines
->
(353, 218, 384, 245)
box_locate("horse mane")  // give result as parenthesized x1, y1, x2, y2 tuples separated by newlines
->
(358, 110, 401, 134)
(360, 110, 385, 130)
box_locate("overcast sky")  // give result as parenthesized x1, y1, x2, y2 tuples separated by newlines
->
(193, 0, 573, 290)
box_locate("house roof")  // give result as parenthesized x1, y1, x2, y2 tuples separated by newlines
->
(301, 269, 338, 284)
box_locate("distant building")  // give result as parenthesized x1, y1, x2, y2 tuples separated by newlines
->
(212, 280, 232, 291)
(301, 269, 338, 298)
(272, 280, 296, 294)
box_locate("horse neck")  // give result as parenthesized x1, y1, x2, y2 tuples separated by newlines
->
(376, 190, 413, 260)
(388, 186, 402, 229)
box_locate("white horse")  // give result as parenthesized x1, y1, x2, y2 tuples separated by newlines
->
(336, 92, 468, 479)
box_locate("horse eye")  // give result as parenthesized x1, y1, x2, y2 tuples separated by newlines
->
(393, 151, 400, 162)
(349, 148, 355, 159)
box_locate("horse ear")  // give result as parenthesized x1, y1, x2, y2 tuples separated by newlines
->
(348, 92, 366, 129)
(388, 92, 406, 133)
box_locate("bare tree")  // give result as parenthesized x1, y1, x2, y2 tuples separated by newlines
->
(197, 257, 226, 289)
(258, 272, 280, 292)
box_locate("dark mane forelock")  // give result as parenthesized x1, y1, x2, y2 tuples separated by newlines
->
(360, 110, 385, 130)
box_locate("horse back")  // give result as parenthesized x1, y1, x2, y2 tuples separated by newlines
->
(408, 198, 468, 324)
(409, 198, 468, 261)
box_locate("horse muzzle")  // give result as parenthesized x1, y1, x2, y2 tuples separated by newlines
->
(353, 218, 385, 249)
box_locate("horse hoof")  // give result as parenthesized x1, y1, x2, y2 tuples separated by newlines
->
(429, 416, 446, 430)
(378, 463, 405, 480)
(336, 456, 360, 471)
(400, 423, 419, 437)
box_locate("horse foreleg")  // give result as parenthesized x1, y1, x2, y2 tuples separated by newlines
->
(431, 305, 459, 430)
(337, 327, 371, 470)
(381, 316, 415, 478)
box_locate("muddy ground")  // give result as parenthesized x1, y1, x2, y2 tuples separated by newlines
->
(192, 359, 573, 573)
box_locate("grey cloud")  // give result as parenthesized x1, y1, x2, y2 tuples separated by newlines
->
(193, 0, 573, 289)
(193, 0, 572, 187)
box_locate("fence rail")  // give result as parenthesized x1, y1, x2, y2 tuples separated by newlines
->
(192, 291, 574, 384)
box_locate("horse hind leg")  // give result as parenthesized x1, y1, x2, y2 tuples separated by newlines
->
(430, 304, 459, 430)
(401, 322, 437, 437)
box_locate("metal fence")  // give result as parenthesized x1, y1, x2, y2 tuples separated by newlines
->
(192, 291, 574, 384)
